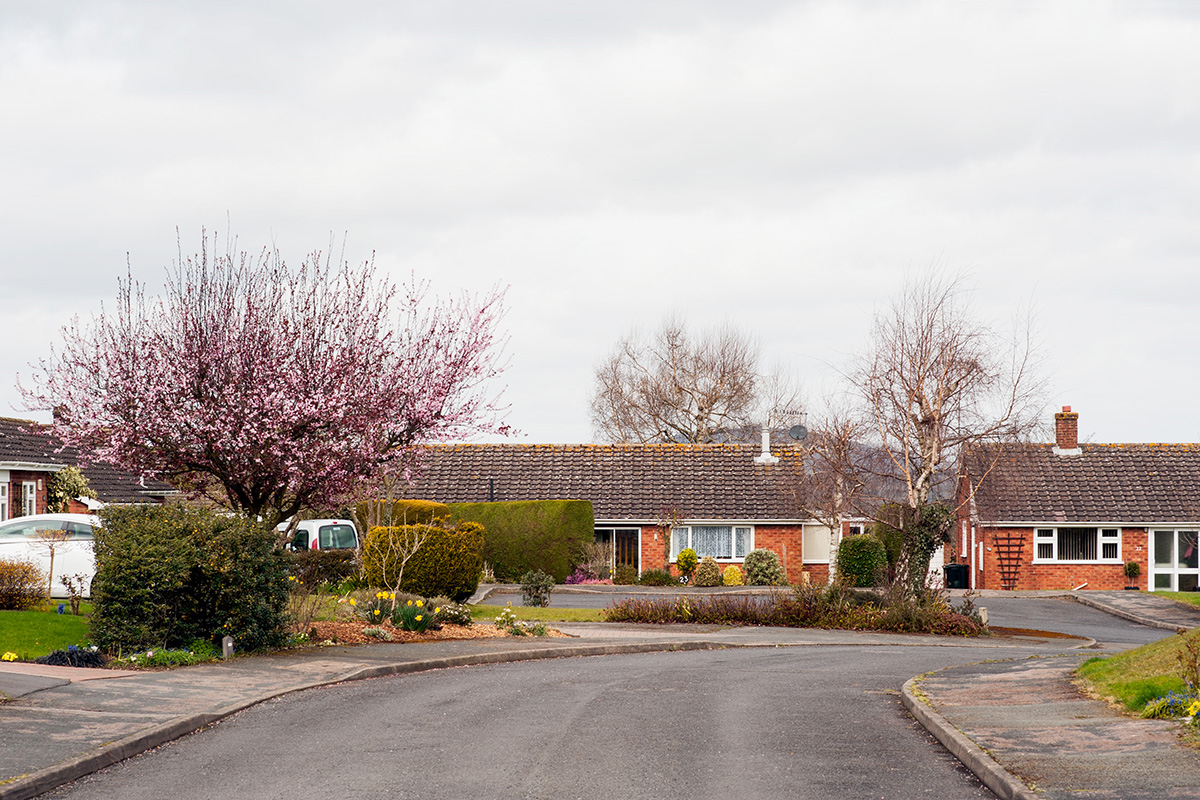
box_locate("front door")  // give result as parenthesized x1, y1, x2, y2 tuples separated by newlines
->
(1152, 529, 1199, 592)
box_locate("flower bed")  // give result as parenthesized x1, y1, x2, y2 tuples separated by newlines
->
(301, 620, 569, 645)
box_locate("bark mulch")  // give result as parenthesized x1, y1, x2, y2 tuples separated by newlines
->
(303, 620, 569, 645)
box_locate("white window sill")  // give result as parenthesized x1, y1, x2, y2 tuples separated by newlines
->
(1031, 560, 1123, 566)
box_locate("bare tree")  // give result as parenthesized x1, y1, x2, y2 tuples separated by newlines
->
(850, 271, 1045, 590)
(590, 316, 802, 443)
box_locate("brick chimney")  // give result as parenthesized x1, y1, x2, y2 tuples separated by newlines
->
(1054, 405, 1079, 452)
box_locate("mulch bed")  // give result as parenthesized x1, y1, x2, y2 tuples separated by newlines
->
(302, 620, 570, 645)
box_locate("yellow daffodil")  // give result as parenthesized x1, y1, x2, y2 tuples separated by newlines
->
(434, 607, 441, 613)
(407, 600, 413, 606)
(1, 652, 18, 662)
(415, 615, 423, 622)
(416, 600, 424, 607)
(374, 609, 381, 616)
(349, 598, 356, 606)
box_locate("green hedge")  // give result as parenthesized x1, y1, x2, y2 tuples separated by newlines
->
(448, 500, 593, 583)
(836, 533, 888, 588)
(355, 499, 450, 531)
(91, 506, 288, 652)
(362, 521, 485, 601)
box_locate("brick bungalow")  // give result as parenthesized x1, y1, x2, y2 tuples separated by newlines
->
(403, 441, 858, 584)
(0, 417, 175, 517)
(956, 406, 1199, 592)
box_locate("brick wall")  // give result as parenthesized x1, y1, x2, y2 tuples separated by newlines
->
(975, 526, 1148, 591)
(4, 471, 49, 517)
(637, 523, 807, 583)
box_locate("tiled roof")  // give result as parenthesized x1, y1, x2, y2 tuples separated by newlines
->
(402, 443, 807, 521)
(966, 443, 1200, 524)
(0, 417, 175, 503)
(0, 417, 69, 466)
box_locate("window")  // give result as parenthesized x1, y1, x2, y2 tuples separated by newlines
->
(22, 482, 36, 517)
(0, 484, 7, 522)
(318, 524, 357, 549)
(1033, 528, 1120, 562)
(671, 525, 752, 561)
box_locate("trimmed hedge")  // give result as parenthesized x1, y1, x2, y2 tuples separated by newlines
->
(355, 499, 450, 529)
(91, 506, 288, 652)
(836, 533, 887, 587)
(362, 521, 485, 602)
(448, 500, 593, 583)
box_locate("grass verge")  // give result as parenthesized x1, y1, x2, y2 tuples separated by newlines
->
(471, 604, 603, 623)
(0, 608, 91, 660)
(1152, 591, 1200, 609)
(1077, 627, 1200, 712)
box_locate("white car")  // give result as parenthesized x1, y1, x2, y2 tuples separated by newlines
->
(0, 513, 98, 599)
(283, 518, 360, 551)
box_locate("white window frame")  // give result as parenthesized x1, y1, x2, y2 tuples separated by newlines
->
(0, 483, 7, 521)
(1032, 527, 1121, 564)
(670, 525, 753, 562)
(22, 482, 36, 517)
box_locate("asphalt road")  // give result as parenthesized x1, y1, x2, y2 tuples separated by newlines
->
(41, 643, 1075, 800)
(488, 590, 1171, 647)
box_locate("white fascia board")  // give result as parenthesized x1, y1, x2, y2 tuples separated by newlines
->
(977, 520, 1200, 528)
(595, 518, 811, 526)
(0, 462, 64, 472)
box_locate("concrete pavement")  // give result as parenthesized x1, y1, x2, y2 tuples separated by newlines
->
(1, 590, 1198, 799)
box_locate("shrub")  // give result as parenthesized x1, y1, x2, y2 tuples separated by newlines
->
(836, 534, 888, 588)
(675, 548, 698, 580)
(722, 565, 744, 586)
(363, 521, 485, 602)
(743, 549, 786, 586)
(0, 559, 47, 610)
(693, 556, 722, 587)
(91, 506, 288, 653)
(286, 549, 359, 589)
(572, 540, 613, 582)
(449, 500, 593, 582)
(638, 568, 675, 586)
(520, 569, 554, 607)
(355, 499, 449, 531)
(613, 564, 638, 585)
(430, 598, 473, 626)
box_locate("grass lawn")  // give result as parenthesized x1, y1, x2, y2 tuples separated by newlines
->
(0, 605, 91, 661)
(1077, 627, 1200, 713)
(471, 604, 603, 623)
(1152, 591, 1200, 609)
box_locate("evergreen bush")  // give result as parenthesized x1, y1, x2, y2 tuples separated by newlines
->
(693, 556, 722, 587)
(743, 548, 786, 586)
(613, 564, 638, 585)
(675, 548, 698, 580)
(835, 534, 888, 588)
(91, 506, 288, 652)
(638, 568, 675, 586)
(362, 521, 485, 602)
(520, 569, 554, 607)
(722, 565, 744, 586)
(448, 500, 593, 582)
(0, 559, 47, 610)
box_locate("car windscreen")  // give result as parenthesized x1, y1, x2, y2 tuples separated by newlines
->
(318, 524, 357, 549)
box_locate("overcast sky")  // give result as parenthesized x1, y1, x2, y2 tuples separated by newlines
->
(3, 1, 1199, 445)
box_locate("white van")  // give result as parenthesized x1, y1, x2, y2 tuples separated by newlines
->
(285, 519, 359, 551)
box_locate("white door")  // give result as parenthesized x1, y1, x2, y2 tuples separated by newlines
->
(1152, 530, 1200, 592)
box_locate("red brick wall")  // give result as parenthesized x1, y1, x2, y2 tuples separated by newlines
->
(637, 523, 807, 583)
(974, 526, 1148, 591)
(4, 471, 49, 517)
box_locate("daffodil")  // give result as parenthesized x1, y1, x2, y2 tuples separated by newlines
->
(374, 609, 381, 616)
(1, 652, 18, 662)
(434, 607, 441, 613)
(349, 598, 356, 606)
(416, 600, 424, 607)
(407, 600, 413, 607)
(415, 615, 423, 622)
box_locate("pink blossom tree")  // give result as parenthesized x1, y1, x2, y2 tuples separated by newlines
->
(23, 231, 509, 528)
